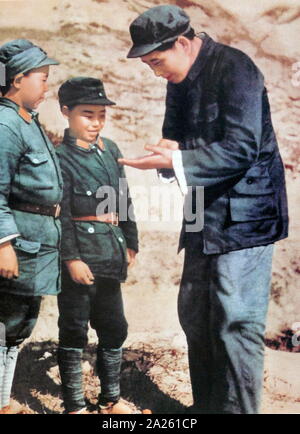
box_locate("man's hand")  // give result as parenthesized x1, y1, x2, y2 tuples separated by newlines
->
(65, 259, 95, 285)
(127, 248, 137, 268)
(0, 241, 19, 279)
(118, 138, 179, 170)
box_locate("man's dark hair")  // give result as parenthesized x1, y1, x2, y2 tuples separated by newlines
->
(156, 28, 195, 52)
(0, 71, 30, 96)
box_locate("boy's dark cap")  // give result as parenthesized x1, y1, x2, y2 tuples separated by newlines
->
(58, 77, 116, 107)
(0, 39, 59, 79)
(127, 5, 191, 58)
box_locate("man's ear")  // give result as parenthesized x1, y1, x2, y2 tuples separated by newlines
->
(61, 105, 70, 118)
(176, 36, 191, 52)
(12, 73, 24, 90)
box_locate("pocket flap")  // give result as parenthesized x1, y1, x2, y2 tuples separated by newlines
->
(73, 184, 100, 196)
(24, 153, 49, 165)
(75, 221, 110, 234)
(14, 238, 41, 253)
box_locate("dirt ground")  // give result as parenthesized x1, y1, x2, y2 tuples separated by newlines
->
(1, 0, 300, 414)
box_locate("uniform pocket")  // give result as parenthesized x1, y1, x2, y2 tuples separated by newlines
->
(74, 222, 126, 275)
(8, 238, 41, 294)
(229, 196, 278, 222)
(19, 152, 54, 190)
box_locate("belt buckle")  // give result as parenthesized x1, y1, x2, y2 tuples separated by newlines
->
(111, 212, 119, 226)
(54, 204, 61, 218)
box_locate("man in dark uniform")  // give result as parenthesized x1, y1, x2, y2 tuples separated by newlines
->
(0, 39, 62, 413)
(56, 77, 139, 414)
(120, 5, 289, 414)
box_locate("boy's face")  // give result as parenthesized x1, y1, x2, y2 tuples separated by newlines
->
(141, 38, 192, 84)
(62, 105, 106, 143)
(18, 65, 50, 110)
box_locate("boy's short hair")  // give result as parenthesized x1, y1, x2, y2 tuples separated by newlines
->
(58, 77, 116, 109)
(0, 39, 59, 96)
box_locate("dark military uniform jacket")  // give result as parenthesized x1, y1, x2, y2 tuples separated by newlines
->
(0, 97, 63, 295)
(56, 130, 138, 282)
(161, 33, 289, 254)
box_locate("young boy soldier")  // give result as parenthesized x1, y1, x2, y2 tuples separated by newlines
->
(56, 77, 139, 414)
(120, 6, 289, 414)
(0, 39, 62, 413)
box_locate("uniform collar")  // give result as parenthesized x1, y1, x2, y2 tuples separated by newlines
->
(62, 128, 103, 153)
(0, 97, 38, 124)
(184, 32, 216, 84)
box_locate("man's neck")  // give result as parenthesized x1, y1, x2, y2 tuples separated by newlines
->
(190, 37, 203, 69)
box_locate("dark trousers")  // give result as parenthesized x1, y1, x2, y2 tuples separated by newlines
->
(58, 270, 128, 349)
(178, 244, 274, 414)
(0, 293, 41, 347)
(57, 269, 128, 412)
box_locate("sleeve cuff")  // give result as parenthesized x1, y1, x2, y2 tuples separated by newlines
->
(172, 150, 188, 195)
(0, 233, 20, 245)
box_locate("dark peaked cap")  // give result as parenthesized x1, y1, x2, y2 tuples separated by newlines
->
(58, 77, 116, 107)
(127, 5, 191, 58)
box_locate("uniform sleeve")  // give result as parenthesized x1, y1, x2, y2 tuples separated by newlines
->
(58, 163, 81, 261)
(116, 147, 139, 253)
(0, 124, 23, 239)
(180, 54, 264, 192)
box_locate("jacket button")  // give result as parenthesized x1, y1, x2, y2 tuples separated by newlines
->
(118, 237, 123, 242)
(32, 158, 39, 164)
(246, 178, 254, 184)
(88, 227, 95, 233)
(86, 191, 92, 196)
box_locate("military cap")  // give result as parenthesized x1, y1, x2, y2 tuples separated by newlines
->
(58, 77, 116, 108)
(127, 5, 191, 58)
(0, 39, 59, 79)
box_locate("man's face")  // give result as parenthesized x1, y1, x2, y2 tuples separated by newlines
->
(63, 104, 106, 143)
(19, 65, 50, 110)
(141, 39, 191, 84)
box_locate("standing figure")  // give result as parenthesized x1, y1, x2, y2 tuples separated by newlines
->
(121, 6, 289, 414)
(0, 39, 62, 413)
(56, 77, 139, 414)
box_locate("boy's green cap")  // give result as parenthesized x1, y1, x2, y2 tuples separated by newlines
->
(58, 77, 116, 107)
(0, 39, 59, 79)
(127, 5, 191, 58)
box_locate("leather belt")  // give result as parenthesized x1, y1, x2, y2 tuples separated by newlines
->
(9, 201, 61, 218)
(72, 212, 119, 226)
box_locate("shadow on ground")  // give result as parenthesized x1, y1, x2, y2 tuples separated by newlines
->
(12, 341, 186, 414)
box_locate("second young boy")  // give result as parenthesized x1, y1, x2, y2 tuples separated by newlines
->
(56, 77, 139, 414)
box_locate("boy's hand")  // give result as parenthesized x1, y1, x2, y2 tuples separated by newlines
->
(127, 249, 137, 268)
(65, 259, 95, 285)
(0, 241, 19, 279)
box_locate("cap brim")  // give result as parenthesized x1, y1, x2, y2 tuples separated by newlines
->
(23, 57, 60, 73)
(64, 97, 116, 106)
(127, 41, 163, 58)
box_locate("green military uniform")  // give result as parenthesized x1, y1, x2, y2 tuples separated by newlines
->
(57, 132, 138, 281)
(0, 98, 63, 296)
(56, 77, 138, 413)
(0, 38, 61, 412)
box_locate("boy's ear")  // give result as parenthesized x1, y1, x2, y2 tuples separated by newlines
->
(12, 73, 24, 90)
(61, 105, 70, 118)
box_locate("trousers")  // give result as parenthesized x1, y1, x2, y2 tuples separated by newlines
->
(178, 244, 274, 414)
(57, 269, 128, 412)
